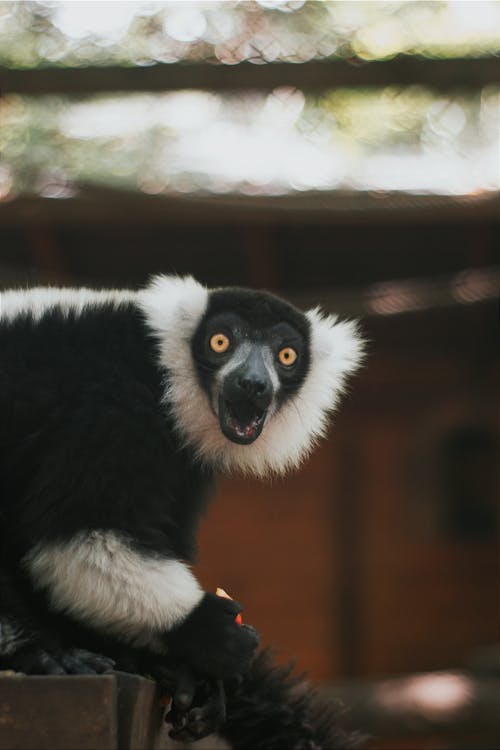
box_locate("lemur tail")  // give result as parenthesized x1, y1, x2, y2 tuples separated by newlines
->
(221, 650, 365, 750)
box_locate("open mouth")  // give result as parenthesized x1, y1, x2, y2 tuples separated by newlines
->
(218, 395, 267, 445)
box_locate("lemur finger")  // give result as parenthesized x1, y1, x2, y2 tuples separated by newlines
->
(168, 722, 191, 742)
(173, 664, 197, 711)
(60, 653, 96, 675)
(169, 723, 207, 742)
(34, 649, 66, 675)
(212, 679, 227, 725)
(69, 649, 115, 673)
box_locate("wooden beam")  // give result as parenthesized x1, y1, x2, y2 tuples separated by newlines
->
(0, 188, 498, 227)
(1, 57, 499, 96)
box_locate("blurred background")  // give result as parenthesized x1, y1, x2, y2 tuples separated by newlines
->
(0, 1, 499, 747)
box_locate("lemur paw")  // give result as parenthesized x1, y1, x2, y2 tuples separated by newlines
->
(167, 673, 226, 742)
(57, 647, 115, 674)
(8, 646, 115, 675)
(167, 593, 260, 680)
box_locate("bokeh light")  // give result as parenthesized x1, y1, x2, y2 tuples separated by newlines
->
(1, 1, 499, 68)
(1, 84, 498, 200)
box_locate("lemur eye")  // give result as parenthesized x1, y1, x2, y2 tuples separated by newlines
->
(278, 347, 298, 367)
(210, 333, 231, 354)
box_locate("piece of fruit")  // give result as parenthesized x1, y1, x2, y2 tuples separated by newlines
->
(216, 587, 244, 625)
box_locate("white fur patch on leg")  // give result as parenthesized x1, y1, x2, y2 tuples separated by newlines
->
(24, 532, 203, 649)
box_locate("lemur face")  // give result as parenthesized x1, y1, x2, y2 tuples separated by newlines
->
(139, 276, 364, 476)
(191, 289, 311, 445)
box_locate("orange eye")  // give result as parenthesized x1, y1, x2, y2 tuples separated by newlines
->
(210, 333, 230, 354)
(278, 347, 297, 367)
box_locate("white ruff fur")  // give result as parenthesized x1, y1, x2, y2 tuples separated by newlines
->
(139, 275, 365, 477)
(25, 532, 203, 648)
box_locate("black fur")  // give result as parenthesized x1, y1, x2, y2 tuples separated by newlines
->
(0, 304, 208, 558)
(222, 651, 364, 750)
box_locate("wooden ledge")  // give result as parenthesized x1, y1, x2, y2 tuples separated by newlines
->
(0, 671, 167, 750)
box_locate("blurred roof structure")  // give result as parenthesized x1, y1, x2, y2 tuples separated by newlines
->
(0, 0, 499, 205)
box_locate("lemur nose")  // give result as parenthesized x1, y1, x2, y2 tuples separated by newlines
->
(224, 346, 274, 409)
(237, 376, 267, 397)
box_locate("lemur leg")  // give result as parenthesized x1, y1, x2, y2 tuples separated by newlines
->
(23, 532, 259, 681)
(0, 568, 114, 675)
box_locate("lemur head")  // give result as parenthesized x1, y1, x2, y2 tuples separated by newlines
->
(139, 275, 364, 477)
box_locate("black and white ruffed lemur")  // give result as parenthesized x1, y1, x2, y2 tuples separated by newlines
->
(0, 276, 365, 749)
